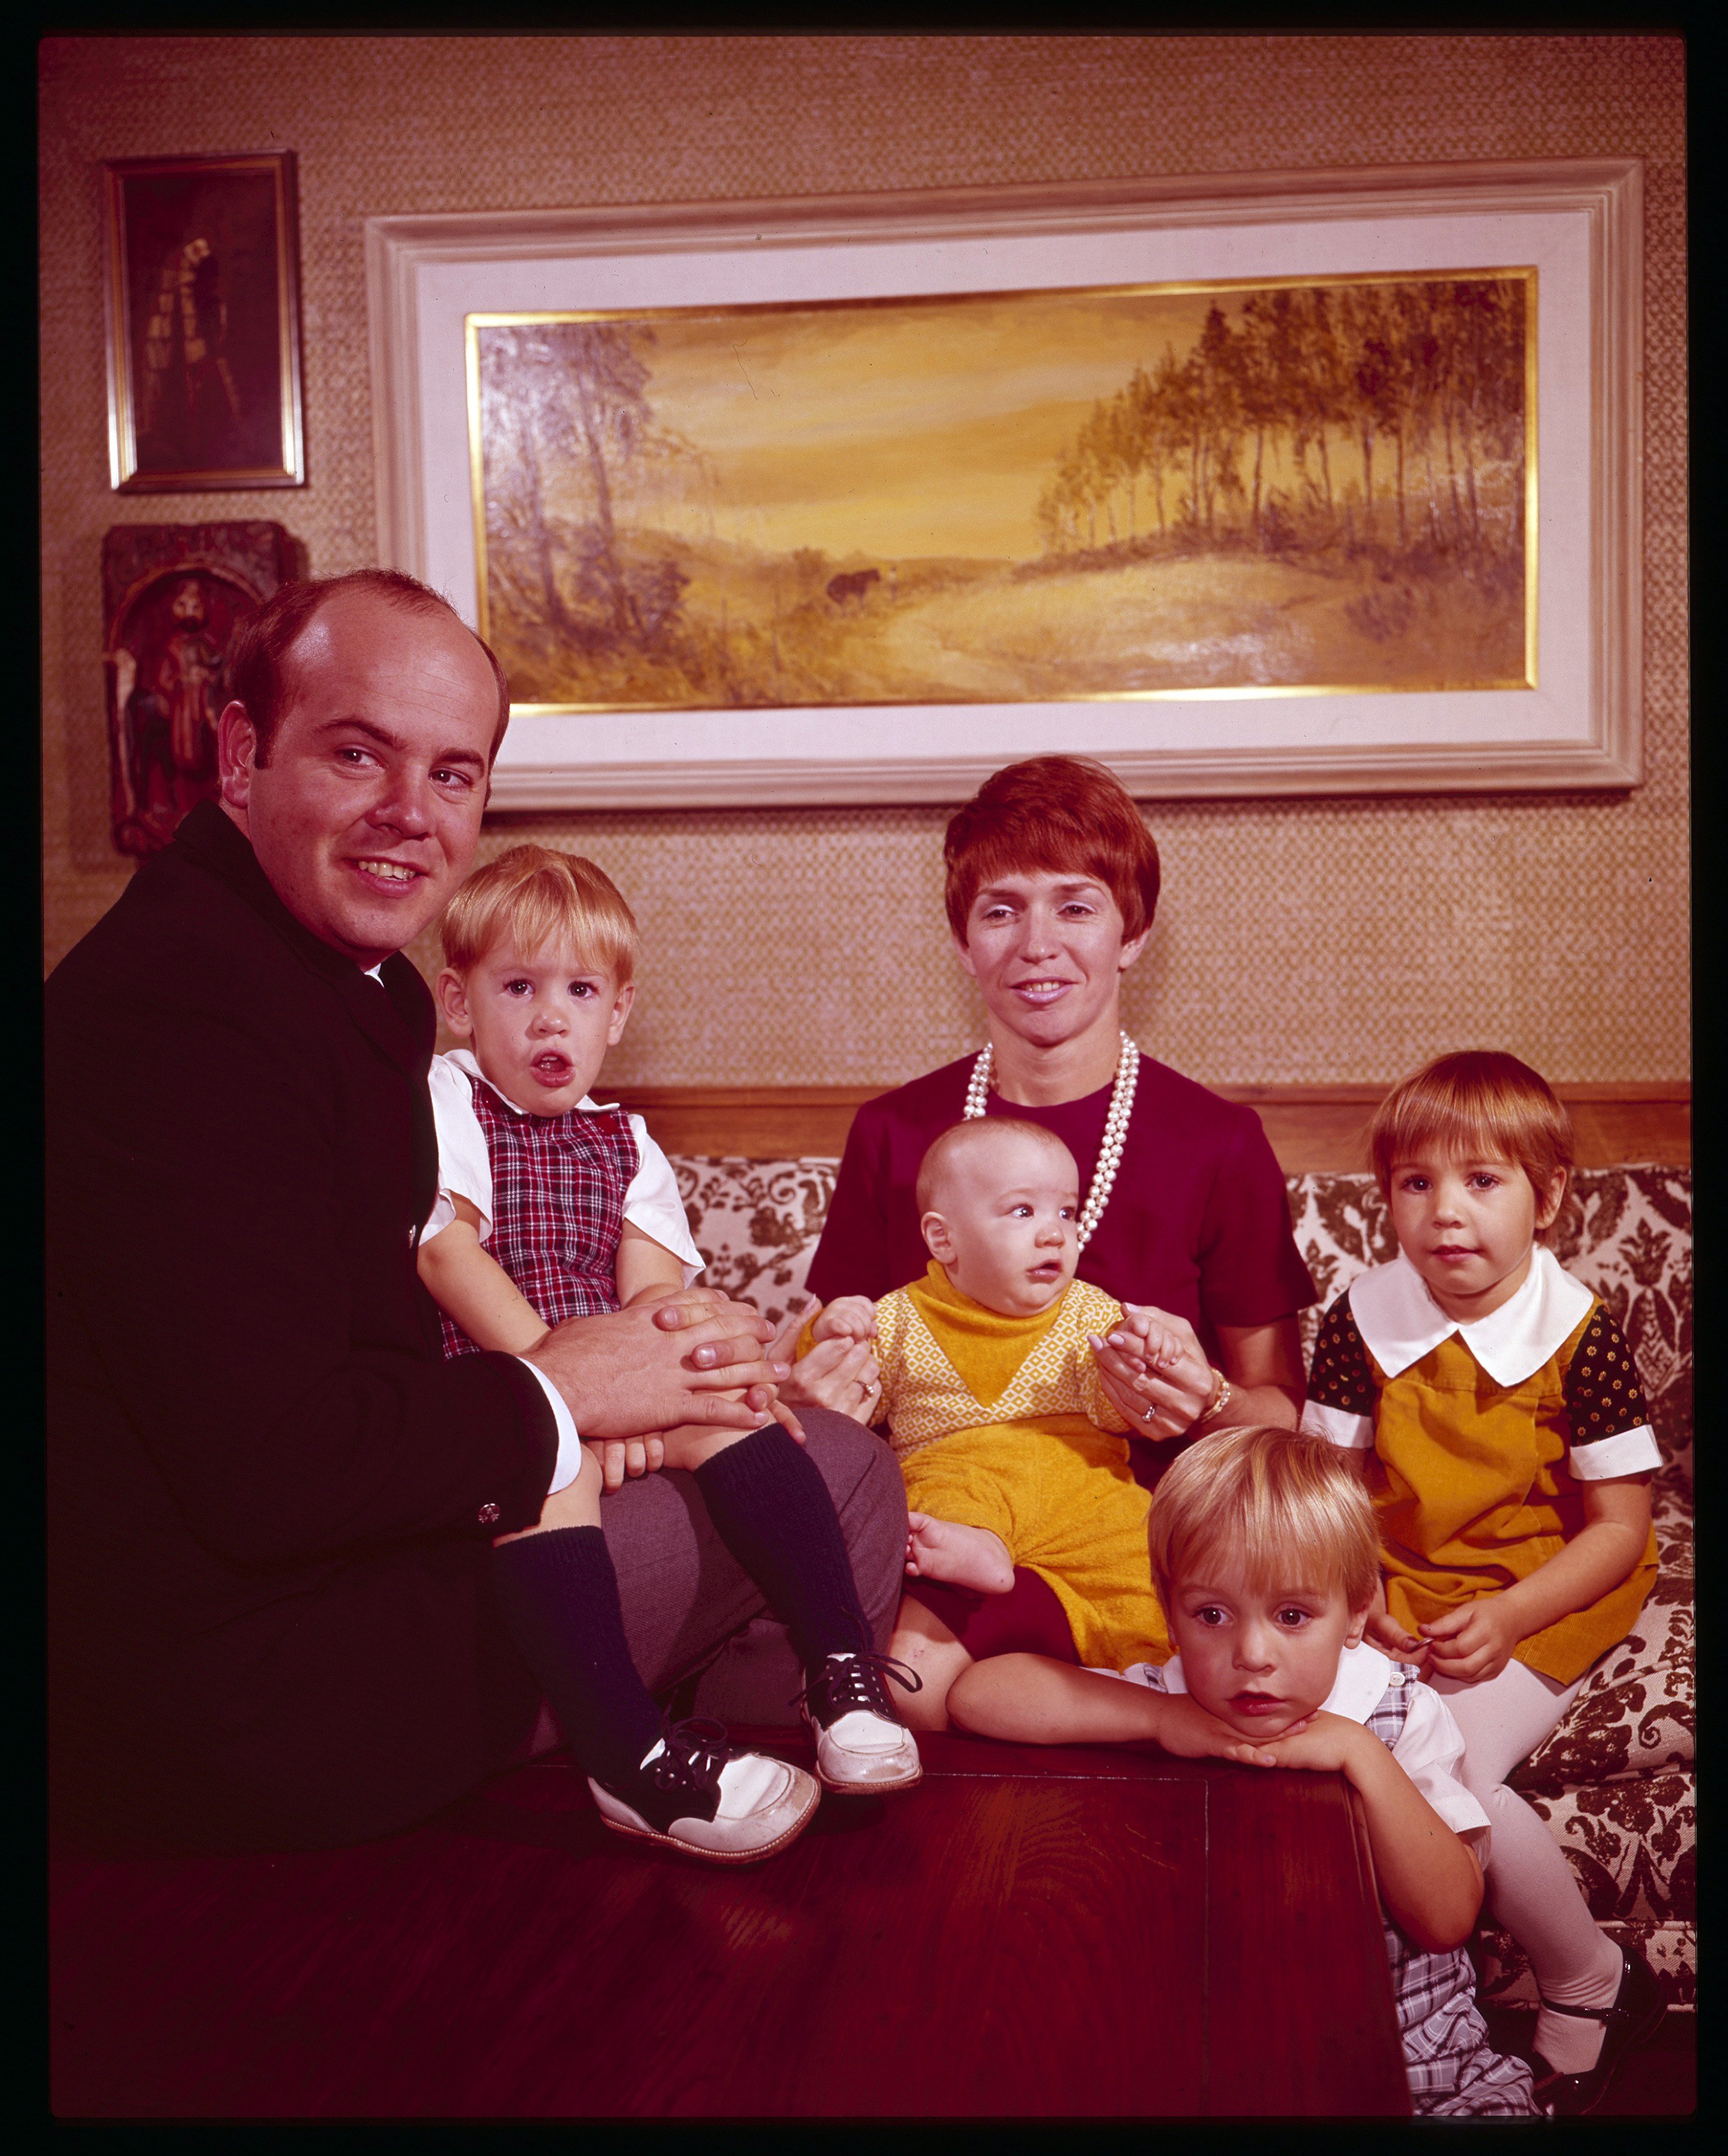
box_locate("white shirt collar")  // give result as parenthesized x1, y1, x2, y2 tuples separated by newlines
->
(1161, 1639, 1392, 1726)
(444, 1046, 615, 1121)
(1347, 1244, 1593, 1389)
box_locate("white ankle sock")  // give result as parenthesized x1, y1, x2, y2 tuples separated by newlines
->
(1534, 1939, 1626, 2075)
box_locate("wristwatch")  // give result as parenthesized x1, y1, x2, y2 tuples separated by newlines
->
(1197, 1367, 1233, 1426)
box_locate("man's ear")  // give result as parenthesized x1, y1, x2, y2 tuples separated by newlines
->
(435, 968, 473, 1038)
(605, 980, 637, 1047)
(922, 1210, 956, 1265)
(217, 700, 258, 818)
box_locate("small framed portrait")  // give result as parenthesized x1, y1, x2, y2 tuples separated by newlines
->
(102, 151, 306, 492)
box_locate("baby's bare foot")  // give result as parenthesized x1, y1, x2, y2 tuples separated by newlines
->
(906, 1512, 1015, 1594)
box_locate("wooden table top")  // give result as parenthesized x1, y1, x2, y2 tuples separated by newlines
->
(51, 1730, 1409, 2118)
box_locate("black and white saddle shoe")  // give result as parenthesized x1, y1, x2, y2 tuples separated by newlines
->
(588, 1718, 819, 1865)
(1531, 1942, 1667, 2116)
(793, 1651, 923, 1793)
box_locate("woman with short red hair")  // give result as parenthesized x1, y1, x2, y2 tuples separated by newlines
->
(795, 754, 1316, 1719)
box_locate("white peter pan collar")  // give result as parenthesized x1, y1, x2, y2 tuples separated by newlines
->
(1161, 1640, 1392, 1725)
(1348, 1244, 1593, 1389)
(444, 1046, 617, 1122)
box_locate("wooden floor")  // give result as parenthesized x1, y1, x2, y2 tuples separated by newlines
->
(54, 1732, 1415, 2120)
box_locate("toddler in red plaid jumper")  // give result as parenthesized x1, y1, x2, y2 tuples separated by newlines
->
(417, 846, 919, 1863)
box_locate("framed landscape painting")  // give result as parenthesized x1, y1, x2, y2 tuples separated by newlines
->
(366, 159, 1641, 806)
(104, 151, 306, 492)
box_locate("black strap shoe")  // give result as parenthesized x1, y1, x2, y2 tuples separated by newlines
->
(1531, 1942, 1667, 2116)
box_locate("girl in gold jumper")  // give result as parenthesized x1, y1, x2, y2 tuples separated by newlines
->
(1300, 1050, 1664, 2114)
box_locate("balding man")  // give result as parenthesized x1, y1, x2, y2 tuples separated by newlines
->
(47, 569, 904, 1851)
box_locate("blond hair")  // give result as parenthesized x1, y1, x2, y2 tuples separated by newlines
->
(914, 1117, 1077, 1215)
(440, 845, 638, 984)
(1149, 1427, 1381, 1617)
(1368, 1049, 1573, 1210)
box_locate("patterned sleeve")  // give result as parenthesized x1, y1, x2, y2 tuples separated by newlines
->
(1071, 1284, 1132, 1434)
(1297, 1292, 1378, 1450)
(1562, 1305, 1662, 1478)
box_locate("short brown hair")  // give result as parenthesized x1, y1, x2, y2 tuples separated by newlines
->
(440, 845, 639, 986)
(1149, 1426, 1382, 1618)
(1368, 1050, 1573, 1207)
(914, 1117, 1077, 1215)
(224, 568, 511, 764)
(943, 756, 1161, 944)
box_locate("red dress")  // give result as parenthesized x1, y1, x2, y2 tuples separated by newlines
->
(806, 1052, 1315, 1365)
(807, 1053, 1315, 1664)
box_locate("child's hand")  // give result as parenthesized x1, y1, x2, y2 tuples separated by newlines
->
(810, 1296, 877, 1344)
(1149, 1691, 1292, 1770)
(1365, 1606, 1430, 1670)
(583, 1434, 666, 1493)
(1420, 1594, 1522, 1683)
(1088, 1328, 1151, 1380)
(1255, 1708, 1369, 1776)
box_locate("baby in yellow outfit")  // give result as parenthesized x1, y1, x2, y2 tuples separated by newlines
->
(808, 1118, 1170, 1673)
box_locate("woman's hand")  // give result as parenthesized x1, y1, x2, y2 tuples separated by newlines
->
(1421, 1594, 1523, 1684)
(778, 1334, 884, 1423)
(1090, 1305, 1214, 1439)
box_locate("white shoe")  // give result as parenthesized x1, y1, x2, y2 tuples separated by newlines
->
(795, 1652, 923, 1793)
(588, 1719, 820, 1865)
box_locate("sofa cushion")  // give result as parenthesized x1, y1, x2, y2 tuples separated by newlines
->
(674, 1156, 839, 1340)
(1513, 1464, 1694, 1792)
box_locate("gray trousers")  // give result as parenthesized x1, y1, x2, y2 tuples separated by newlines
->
(516, 1409, 907, 1755)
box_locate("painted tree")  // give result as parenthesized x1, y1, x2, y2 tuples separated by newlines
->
(479, 319, 691, 653)
(1035, 274, 1525, 569)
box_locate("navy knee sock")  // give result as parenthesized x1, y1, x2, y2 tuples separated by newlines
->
(490, 1526, 664, 1791)
(693, 1423, 874, 1673)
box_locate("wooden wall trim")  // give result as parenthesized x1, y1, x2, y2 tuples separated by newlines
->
(609, 1082, 1691, 1175)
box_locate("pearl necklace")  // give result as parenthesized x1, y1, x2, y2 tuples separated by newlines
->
(962, 1030, 1140, 1252)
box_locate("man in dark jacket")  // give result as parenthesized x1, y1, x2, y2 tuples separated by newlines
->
(47, 569, 904, 1851)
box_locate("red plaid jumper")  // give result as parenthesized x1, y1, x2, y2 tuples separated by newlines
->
(437, 1076, 640, 1360)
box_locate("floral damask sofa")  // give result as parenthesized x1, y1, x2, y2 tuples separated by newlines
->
(674, 1156, 1695, 2012)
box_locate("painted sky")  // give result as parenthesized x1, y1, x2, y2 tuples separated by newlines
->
(482, 273, 1528, 565)
(644, 290, 1233, 559)
(492, 286, 1237, 562)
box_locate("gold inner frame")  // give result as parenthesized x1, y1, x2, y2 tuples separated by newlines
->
(465, 263, 1538, 713)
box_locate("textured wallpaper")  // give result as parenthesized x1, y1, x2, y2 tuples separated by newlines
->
(40, 34, 1688, 1086)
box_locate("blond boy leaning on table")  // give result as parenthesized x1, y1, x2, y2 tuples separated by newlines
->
(947, 1426, 1538, 2120)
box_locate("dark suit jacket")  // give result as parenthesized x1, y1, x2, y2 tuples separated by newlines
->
(47, 803, 559, 1849)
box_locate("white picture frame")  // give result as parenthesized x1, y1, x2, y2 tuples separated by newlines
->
(365, 158, 1642, 809)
